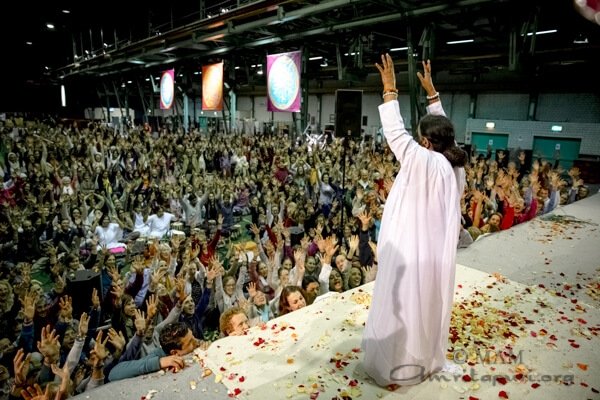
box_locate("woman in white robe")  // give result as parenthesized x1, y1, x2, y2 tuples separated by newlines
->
(362, 54, 467, 386)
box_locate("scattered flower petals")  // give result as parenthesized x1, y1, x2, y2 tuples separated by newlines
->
(577, 363, 588, 371)
(498, 390, 509, 398)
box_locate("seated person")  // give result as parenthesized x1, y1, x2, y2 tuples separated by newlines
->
(145, 206, 177, 239)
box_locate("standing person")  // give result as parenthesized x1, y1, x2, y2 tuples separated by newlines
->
(361, 54, 467, 386)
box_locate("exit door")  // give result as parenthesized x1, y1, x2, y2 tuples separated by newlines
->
(470, 132, 509, 157)
(532, 136, 581, 172)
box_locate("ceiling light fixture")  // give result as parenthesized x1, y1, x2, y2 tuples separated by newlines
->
(309, 56, 323, 60)
(390, 47, 409, 51)
(46, 23, 55, 29)
(523, 29, 557, 36)
(447, 39, 474, 44)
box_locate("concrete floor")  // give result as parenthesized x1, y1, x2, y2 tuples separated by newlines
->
(74, 192, 600, 399)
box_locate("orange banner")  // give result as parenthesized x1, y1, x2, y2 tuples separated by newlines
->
(202, 62, 223, 111)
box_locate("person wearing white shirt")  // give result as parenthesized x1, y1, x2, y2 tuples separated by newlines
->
(145, 206, 177, 239)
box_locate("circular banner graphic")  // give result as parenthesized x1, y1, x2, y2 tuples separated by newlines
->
(268, 55, 300, 111)
(160, 71, 174, 109)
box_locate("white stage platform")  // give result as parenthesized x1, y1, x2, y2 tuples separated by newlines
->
(78, 194, 600, 399)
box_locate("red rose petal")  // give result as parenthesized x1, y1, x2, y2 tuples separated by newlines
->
(499, 390, 509, 398)
(592, 388, 599, 394)
(497, 377, 507, 385)
(239, 376, 245, 382)
(462, 374, 472, 382)
(570, 343, 580, 348)
(220, 367, 226, 371)
(578, 318, 587, 324)
(530, 331, 537, 337)
(532, 383, 540, 389)
(581, 382, 588, 387)
(469, 397, 479, 400)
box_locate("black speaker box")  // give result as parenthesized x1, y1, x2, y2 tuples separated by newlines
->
(66, 269, 102, 319)
(335, 90, 363, 138)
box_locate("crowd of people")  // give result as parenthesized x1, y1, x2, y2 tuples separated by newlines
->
(0, 94, 593, 398)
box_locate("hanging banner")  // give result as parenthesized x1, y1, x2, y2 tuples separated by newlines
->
(202, 62, 224, 111)
(160, 69, 175, 109)
(267, 50, 301, 112)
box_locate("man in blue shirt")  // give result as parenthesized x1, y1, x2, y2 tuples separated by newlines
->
(108, 322, 202, 381)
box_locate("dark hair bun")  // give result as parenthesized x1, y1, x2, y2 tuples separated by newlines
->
(443, 145, 468, 168)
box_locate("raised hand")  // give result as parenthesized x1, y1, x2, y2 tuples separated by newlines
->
(78, 312, 90, 338)
(174, 278, 186, 302)
(300, 236, 310, 252)
(375, 53, 397, 92)
(146, 294, 158, 320)
(368, 241, 378, 261)
(59, 295, 73, 320)
(416, 60, 438, 99)
(91, 330, 110, 361)
(50, 361, 70, 388)
(357, 209, 371, 228)
(106, 264, 120, 282)
(110, 280, 125, 300)
(107, 328, 126, 354)
(349, 234, 359, 250)
(37, 325, 60, 363)
(134, 309, 147, 336)
(170, 234, 181, 250)
(20, 383, 52, 400)
(20, 290, 38, 322)
(13, 348, 31, 387)
(247, 282, 257, 299)
(91, 287, 101, 309)
(206, 263, 219, 283)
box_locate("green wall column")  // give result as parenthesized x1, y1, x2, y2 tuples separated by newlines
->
(183, 91, 189, 132)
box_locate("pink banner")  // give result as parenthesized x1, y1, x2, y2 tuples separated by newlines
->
(160, 69, 175, 109)
(267, 51, 301, 112)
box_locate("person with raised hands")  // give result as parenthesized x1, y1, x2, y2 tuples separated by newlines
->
(10, 348, 33, 398)
(15, 289, 38, 355)
(108, 321, 206, 382)
(246, 281, 274, 324)
(35, 325, 61, 386)
(362, 54, 468, 387)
